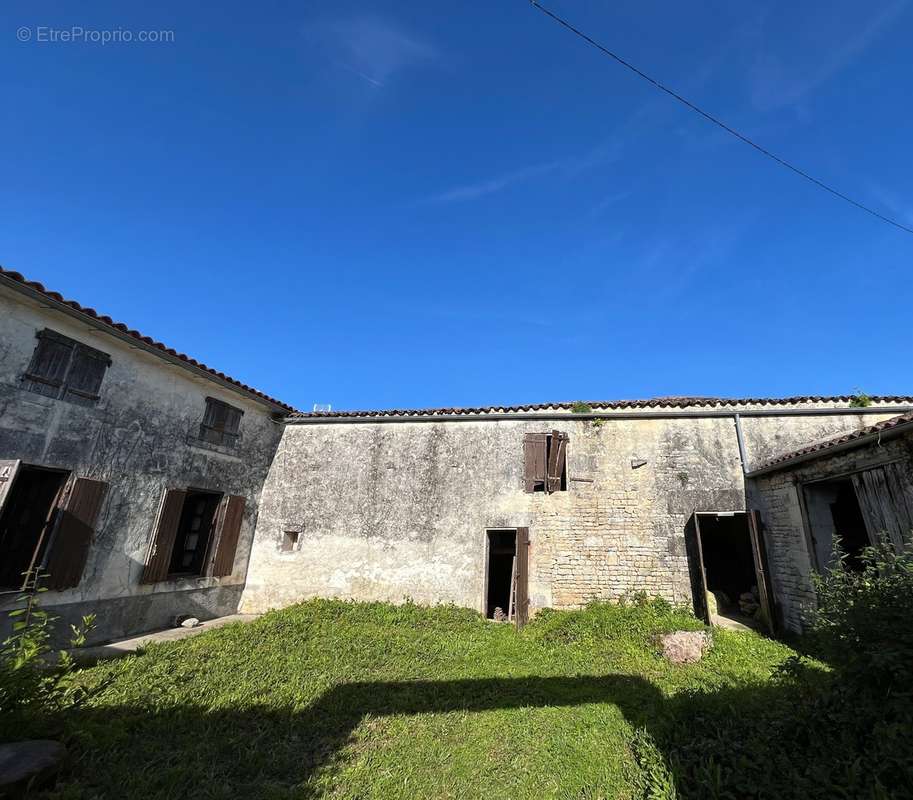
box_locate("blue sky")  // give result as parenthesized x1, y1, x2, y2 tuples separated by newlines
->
(3, 1, 911, 411)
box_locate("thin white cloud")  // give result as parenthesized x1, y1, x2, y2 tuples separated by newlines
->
(427, 141, 623, 205)
(307, 15, 439, 88)
(749, 1, 906, 111)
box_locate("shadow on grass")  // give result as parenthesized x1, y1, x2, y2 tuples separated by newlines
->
(15, 672, 895, 799)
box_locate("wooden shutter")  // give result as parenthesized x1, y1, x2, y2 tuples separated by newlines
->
(747, 510, 775, 634)
(0, 460, 22, 515)
(547, 431, 568, 493)
(523, 434, 548, 492)
(690, 513, 711, 623)
(24, 330, 75, 398)
(209, 495, 245, 577)
(63, 346, 111, 406)
(515, 527, 530, 629)
(140, 489, 186, 583)
(851, 464, 913, 552)
(43, 478, 108, 591)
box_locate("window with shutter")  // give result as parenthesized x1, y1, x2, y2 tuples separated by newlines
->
(199, 398, 243, 448)
(22, 329, 111, 405)
(209, 495, 245, 577)
(523, 432, 568, 493)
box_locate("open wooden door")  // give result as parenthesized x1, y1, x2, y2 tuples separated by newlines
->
(514, 527, 530, 629)
(689, 513, 711, 623)
(747, 510, 775, 634)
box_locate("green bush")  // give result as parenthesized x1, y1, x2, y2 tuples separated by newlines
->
(636, 545, 913, 798)
(0, 570, 95, 737)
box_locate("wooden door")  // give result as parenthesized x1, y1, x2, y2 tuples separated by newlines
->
(515, 527, 530, 629)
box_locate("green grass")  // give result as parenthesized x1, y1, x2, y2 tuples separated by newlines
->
(12, 598, 797, 800)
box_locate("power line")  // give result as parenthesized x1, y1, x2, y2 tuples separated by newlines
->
(529, 0, 913, 237)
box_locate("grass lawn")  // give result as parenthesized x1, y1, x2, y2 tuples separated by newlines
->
(12, 598, 798, 799)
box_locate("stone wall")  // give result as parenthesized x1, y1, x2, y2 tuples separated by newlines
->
(241, 407, 907, 619)
(0, 290, 283, 642)
(749, 431, 913, 632)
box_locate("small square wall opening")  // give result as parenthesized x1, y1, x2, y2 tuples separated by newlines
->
(281, 531, 299, 552)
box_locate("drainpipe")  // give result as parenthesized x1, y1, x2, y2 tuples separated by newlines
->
(733, 413, 749, 476)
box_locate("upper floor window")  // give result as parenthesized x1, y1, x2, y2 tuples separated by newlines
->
(523, 431, 569, 493)
(22, 329, 111, 406)
(200, 397, 243, 447)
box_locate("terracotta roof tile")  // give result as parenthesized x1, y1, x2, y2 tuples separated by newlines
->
(752, 411, 913, 473)
(0, 266, 296, 412)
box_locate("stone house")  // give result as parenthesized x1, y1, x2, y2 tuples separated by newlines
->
(1, 266, 911, 641)
(0, 268, 290, 642)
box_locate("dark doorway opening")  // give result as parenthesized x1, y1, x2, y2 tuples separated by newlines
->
(168, 490, 223, 577)
(486, 530, 516, 619)
(0, 466, 68, 590)
(804, 478, 870, 572)
(694, 513, 767, 630)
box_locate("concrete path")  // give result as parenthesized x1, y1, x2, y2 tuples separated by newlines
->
(71, 613, 259, 663)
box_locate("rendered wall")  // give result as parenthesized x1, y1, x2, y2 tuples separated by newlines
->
(241, 406, 902, 618)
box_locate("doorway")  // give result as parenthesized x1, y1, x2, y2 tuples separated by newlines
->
(803, 478, 870, 571)
(0, 465, 69, 590)
(690, 511, 772, 632)
(486, 530, 516, 620)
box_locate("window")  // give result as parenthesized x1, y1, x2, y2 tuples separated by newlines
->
(523, 431, 568, 493)
(140, 489, 246, 583)
(22, 329, 112, 406)
(281, 531, 299, 552)
(199, 397, 243, 447)
(168, 490, 223, 576)
(0, 462, 107, 592)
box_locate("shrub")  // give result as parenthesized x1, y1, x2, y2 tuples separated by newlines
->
(0, 570, 95, 736)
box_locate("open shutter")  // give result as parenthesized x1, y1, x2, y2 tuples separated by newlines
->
(852, 465, 913, 553)
(140, 489, 186, 584)
(43, 478, 108, 590)
(515, 527, 530, 629)
(209, 495, 245, 577)
(0, 460, 22, 514)
(547, 431, 568, 493)
(747, 510, 775, 634)
(523, 434, 548, 493)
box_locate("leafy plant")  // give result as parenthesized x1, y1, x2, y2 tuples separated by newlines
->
(0, 569, 96, 723)
(570, 401, 593, 414)
(849, 389, 872, 408)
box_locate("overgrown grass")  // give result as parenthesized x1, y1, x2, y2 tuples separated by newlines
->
(4, 598, 798, 799)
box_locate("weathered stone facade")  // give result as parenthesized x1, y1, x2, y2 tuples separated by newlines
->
(0, 283, 284, 643)
(240, 407, 906, 624)
(2, 269, 912, 643)
(749, 430, 913, 632)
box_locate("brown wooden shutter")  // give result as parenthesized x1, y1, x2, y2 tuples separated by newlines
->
(43, 478, 108, 591)
(24, 331, 75, 398)
(63, 346, 111, 406)
(547, 431, 568, 493)
(523, 434, 548, 492)
(515, 527, 530, 629)
(140, 489, 186, 584)
(209, 495, 245, 577)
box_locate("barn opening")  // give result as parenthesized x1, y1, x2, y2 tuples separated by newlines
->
(486, 529, 517, 620)
(803, 478, 870, 572)
(0, 465, 69, 590)
(695, 512, 766, 628)
(168, 489, 223, 577)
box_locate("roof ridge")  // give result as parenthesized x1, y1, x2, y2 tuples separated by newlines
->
(288, 396, 913, 419)
(0, 266, 297, 412)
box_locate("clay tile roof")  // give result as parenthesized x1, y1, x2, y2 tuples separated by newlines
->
(0, 266, 296, 413)
(287, 396, 913, 420)
(751, 411, 913, 473)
